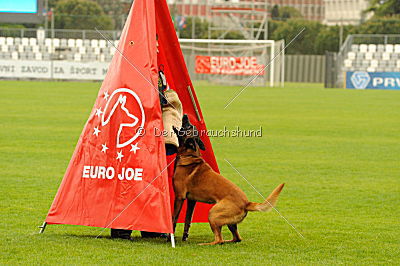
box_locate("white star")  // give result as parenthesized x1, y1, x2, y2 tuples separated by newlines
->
(103, 91, 109, 100)
(130, 143, 140, 154)
(95, 108, 103, 117)
(101, 143, 108, 153)
(116, 150, 124, 161)
(93, 126, 101, 136)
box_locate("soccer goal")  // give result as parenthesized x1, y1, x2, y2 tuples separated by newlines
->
(178, 39, 285, 87)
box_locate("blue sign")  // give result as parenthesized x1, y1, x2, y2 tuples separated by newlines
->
(346, 71, 400, 90)
(0, 0, 38, 13)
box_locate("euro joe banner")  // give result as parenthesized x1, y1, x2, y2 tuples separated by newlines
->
(45, 0, 219, 233)
(195, 55, 265, 75)
(346, 71, 400, 90)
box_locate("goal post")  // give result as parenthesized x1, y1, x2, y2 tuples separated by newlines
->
(178, 39, 285, 87)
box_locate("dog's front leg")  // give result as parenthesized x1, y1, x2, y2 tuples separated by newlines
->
(172, 197, 185, 233)
(182, 199, 196, 241)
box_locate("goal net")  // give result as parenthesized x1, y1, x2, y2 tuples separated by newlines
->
(178, 39, 285, 87)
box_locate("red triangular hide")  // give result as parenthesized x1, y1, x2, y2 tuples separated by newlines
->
(46, 0, 172, 233)
(45, 0, 219, 231)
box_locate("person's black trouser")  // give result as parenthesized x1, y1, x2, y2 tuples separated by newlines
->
(111, 229, 166, 239)
(111, 229, 132, 239)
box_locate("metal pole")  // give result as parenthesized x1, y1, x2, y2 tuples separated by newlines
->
(51, 8, 55, 39)
(339, 18, 343, 50)
(38, 221, 47, 234)
(281, 40, 285, 87)
(187, 85, 201, 121)
(170, 233, 176, 248)
(191, 0, 195, 39)
(270, 41, 275, 87)
(45, 0, 48, 36)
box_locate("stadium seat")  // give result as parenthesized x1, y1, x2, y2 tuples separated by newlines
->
(68, 39, 76, 47)
(344, 59, 353, 68)
(359, 44, 368, 53)
(385, 44, 394, 53)
(0, 37, 5, 45)
(74, 53, 81, 61)
(99, 40, 106, 48)
(35, 53, 43, 60)
(11, 51, 19, 60)
(370, 59, 378, 68)
(1, 45, 8, 52)
(377, 44, 385, 52)
(21, 38, 29, 46)
(368, 44, 376, 53)
(60, 39, 67, 47)
(395, 44, 400, 53)
(91, 39, 99, 47)
(347, 52, 356, 60)
(382, 52, 391, 60)
(76, 39, 83, 47)
(365, 52, 373, 60)
(6, 37, 13, 45)
(53, 38, 60, 47)
(351, 44, 359, 52)
(44, 39, 52, 46)
(29, 38, 37, 46)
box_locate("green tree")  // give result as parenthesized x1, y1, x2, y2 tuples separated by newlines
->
(314, 25, 355, 54)
(271, 5, 279, 20)
(94, 0, 126, 30)
(279, 6, 303, 19)
(366, 0, 400, 17)
(269, 5, 303, 21)
(271, 19, 323, 54)
(178, 17, 209, 39)
(355, 16, 400, 34)
(54, 0, 113, 30)
(48, 0, 61, 9)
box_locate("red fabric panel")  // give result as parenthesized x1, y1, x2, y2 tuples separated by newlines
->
(155, 0, 219, 223)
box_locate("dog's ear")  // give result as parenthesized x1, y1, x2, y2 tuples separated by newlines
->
(195, 137, 205, 151)
(173, 126, 183, 144)
(184, 138, 197, 151)
(172, 126, 180, 136)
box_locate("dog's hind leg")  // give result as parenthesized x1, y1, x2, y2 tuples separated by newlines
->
(182, 199, 196, 241)
(198, 222, 223, 246)
(199, 203, 227, 245)
(226, 224, 242, 243)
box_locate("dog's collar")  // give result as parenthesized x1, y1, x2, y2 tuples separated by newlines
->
(176, 154, 203, 166)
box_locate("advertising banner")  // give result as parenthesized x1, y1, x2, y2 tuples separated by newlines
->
(346, 71, 400, 90)
(195, 55, 265, 76)
(0, 60, 109, 80)
(0, 60, 51, 78)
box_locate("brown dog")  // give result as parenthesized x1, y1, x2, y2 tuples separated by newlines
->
(171, 115, 285, 245)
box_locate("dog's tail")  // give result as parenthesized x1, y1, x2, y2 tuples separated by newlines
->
(246, 183, 285, 212)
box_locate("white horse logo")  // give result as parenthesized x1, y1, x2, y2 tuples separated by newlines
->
(101, 88, 145, 148)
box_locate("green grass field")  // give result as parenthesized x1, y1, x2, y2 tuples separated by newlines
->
(0, 80, 399, 264)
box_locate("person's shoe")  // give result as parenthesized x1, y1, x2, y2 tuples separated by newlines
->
(111, 229, 132, 240)
(140, 231, 167, 238)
